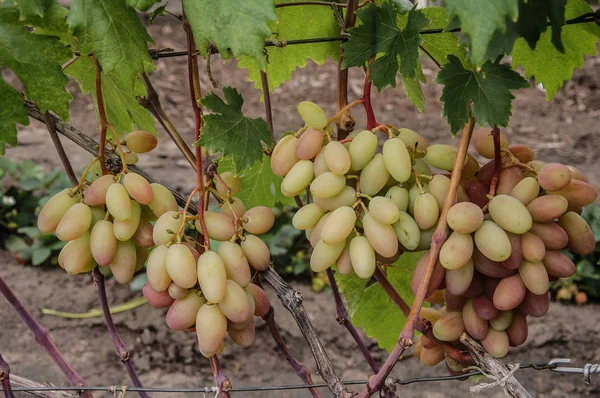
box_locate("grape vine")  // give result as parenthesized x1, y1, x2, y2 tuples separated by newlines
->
(1, 1, 599, 397)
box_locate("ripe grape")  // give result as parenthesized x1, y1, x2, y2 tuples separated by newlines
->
(446, 259, 474, 296)
(538, 163, 571, 191)
(196, 250, 227, 303)
(349, 130, 378, 171)
(520, 232, 546, 262)
(424, 144, 460, 171)
(83, 175, 115, 206)
(220, 197, 246, 218)
(168, 283, 188, 300)
(313, 147, 330, 176)
(496, 166, 525, 195)
(143, 283, 175, 308)
(153, 211, 182, 245)
(271, 135, 300, 177)
(506, 312, 528, 346)
(488, 195, 532, 234)
(296, 128, 324, 160)
(397, 128, 429, 150)
(472, 248, 515, 278)
(113, 200, 141, 241)
(368, 196, 399, 224)
(297, 101, 328, 129)
(310, 240, 345, 272)
(462, 299, 488, 339)
(481, 328, 509, 358)
(148, 183, 178, 218)
(217, 241, 251, 287)
(566, 165, 589, 182)
(336, 242, 353, 276)
(166, 244, 198, 289)
(501, 232, 523, 270)
(446, 202, 484, 234)
(382, 138, 412, 183)
(472, 295, 498, 320)
(135, 246, 148, 272)
(549, 179, 598, 209)
(106, 183, 132, 221)
(416, 224, 436, 251)
(519, 290, 550, 317)
(196, 303, 227, 357)
(198, 211, 236, 241)
(55, 203, 92, 242)
(146, 245, 171, 292)
(216, 171, 241, 197)
(245, 283, 270, 317)
(124, 131, 157, 153)
(320, 206, 356, 244)
(359, 154, 390, 196)
(392, 211, 420, 250)
(310, 172, 346, 198)
(509, 177, 540, 205)
(132, 218, 154, 248)
(461, 271, 486, 298)
(474, 221, 512, 262)
(420, 345, 445, 367)
(308, 212, 330, 247)
(527, 160, 547, 173)
(408, 184, 428, 215)
(313, 185, 356, 211)
(166, 291, 206, 330)
(509, 144, 534, 163)
(413, 193, 439, 230)
(444, 290, 467, 312)
(558, 211, 595, 255)
(385, 186, 409, 212)
(90, 220, 117, 266)
(465, 180, 489, 208)
(362, 213, 398, 258)
(490, 310, 513, 331)
(439, 231, 473, 270)
(432, 311, 465, 342)
(529, 222, 568, 250)
(324, 141, 351, 175)
(292, 203, 324, 230)
(61, 232, 94, 275)
(240, 234, 271, 271)
(123, 173, 153, 205)
(428, 175, 450, 209)
(493, 274, 526, 311)
(473, 127, 509, 159)
(218, 280, 253, 324)
(349, 236, 376, 279)
(109, 240, 137, 284)
(526, 195, 568, 222)
(411, 251, 445, 298)
(542, 250, 575, 278)
(229, 317, 255, 348)
(124, 152, 138, 165)
(282, 159, 314, 194)
(242, 206, 275, 235)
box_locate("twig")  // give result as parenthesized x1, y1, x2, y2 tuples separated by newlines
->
(0, 353, 15, 398)
(261, 70, 275, 140)
(261, 267, 351, 398)
(42, 112, 78, 186)
(9, 374, 74, 397)
(91, 56, 108, 175)
(485, 126, 502, 206)
(0, 274, 91, 397)
(362, 60, 378, 131)
(275, 1, 347, 7)
(336, 0, 359, 138)
(91, 269, 149, 398)
(209, 356, 231, 398)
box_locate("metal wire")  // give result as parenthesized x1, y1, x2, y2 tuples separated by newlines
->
(9, 358, 600, 394)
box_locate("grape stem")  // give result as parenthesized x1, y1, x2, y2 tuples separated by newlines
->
(42, 112, 79, 187)
(481, 127, 502, 212)
(260, 70, 276, 143)
(209, 356, 231, 398)
(362, 59, 380, 131)
(0, 353, 16, 398)
(92, 55, 109, 176)
(328, 99, 364, 124)
(0, 274, 92, 397)
(72, 157, 100, 193)
(176, 187, 200, 238)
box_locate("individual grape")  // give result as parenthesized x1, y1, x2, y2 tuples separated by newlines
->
(359, 154, 390, 196)
(420, 307, 443, 325)
(349, 236, 376, 279)
(113, 201, 141, 241)
(424, 144, 460, 171)
(313, 185, 356, 211)
(529, 222, 568, 250)
(382, 138, 412, 183)
(420, 335, 436, 349)
(312, 147, 330, 176)
(420, 345, 445, 367)
(509, 177, 540, 205)
(428, 175, 450, 209)
(474, 221, 512, 262)
(217, 242, 251, 287)
(538, 163, 571, 191)
(392, 211, 420, 250)
(197, 211, 236, 241)
(462, 271, 486, 298)
(416, 224, 437, 251)
(473, 295, 499, 320)
(473, 127, 509, 159)
(292, 203, 324, 230)
(132, 217, 154, 248)
(368, 197, 399, 225)
(124, 131, 157, 153)
(440, 232, 473, 270)
(195, 250, 227, 303)
(282, 159, 314, 194)
(218, 280, 253, 324)
(490, 311, 513, 331)
(61, 232, 94, 275)
(462, 154, 481, 183)
(408, 184, 428, 215)
(432, 311, 465, 342)
(229, 317, 255, 348)
(220, 197, 246, 218)
(488, 195, 532, 234)
(90, 220, 117, 266)
(109, 240, 137, 284)
(549, 179, 598, 209)
(558, 211, 595, 255)
(406, 159, 432, 186)
(506, 312, 528, 346)
(148, 183, 178, 218)
(215, 171, 241, 197)
(240, 235, 271, 271)
(167, 291, 206, 330)
(411, 251, 445, 298)
(566, 165, 589, 182)
(446, 202, 484, 234)
(526, 195, 568, 223)
(310, 172, 346, 198)
(168, 283, 188, 300)
(477, 160, 497, 185)
(245, 284, 270, 317)
(143, 283, 175, 308)
(397, 128, 429, 150)
(413, 193, 439, 230)
(310, 240, 345, 272)
(385, 186, 409, 212)
(90, 206, 106, 225)
(153, 211, 182, 245)
(446, 259, 474, 296)
(297, 101, 328, 129)
(349, 130, 378, 171)
(320, 206, 356, 244)
(519, 290, 550, 318)
(527, 160, 547, 173)
(165, 244, 197, 289)
(136, 246, 148, 273)
(296, 128, 324, 160)
(493, 274, 526, 311)
(444, 289, 467, 312)
(323, 141, 351, 176)
(472, 248, 515, 278)
(271, 135, 300, 177)
(542, 250, 575, 278)
(122, 173, 153, 205)
(462, 299, 488, 339)
(501, 232, 523, 270)
(520, 232, 546, 262)
(362, 213, 398, 258)
(55, 203, 92, 242)
(105, 183, 132, 221)
(242, 206, 275, 235)
(509, 144, 535, 163)
(465, 180, 489, 208)
(83, 175, 115, 206)
(308, 212, 330, 247)
(335, 241, 353, 276)
(124, 152, 138, 165)
(496, 166, 525, 195)
(481, 329, 509, 358)
(146, 245, 171, 291)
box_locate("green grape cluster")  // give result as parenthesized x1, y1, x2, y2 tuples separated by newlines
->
(273, 102, 597, 367)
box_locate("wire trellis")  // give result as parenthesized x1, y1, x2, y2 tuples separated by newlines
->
(9, 358, 600, 395)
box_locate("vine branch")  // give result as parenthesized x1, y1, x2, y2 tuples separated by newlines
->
(42, 112, 78, 186)
(0, 353, 15, 398)
(335, 0, 359, 138)
(261, 70, 275, 141)
(92, 55, 108, 176)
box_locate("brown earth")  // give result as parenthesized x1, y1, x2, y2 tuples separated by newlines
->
(3, 9, 600, 398)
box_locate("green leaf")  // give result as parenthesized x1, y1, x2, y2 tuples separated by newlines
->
(127, 0, 160, 11)
(516, 0, 566, 52)
(183, 0, 276, 69)
(511, 0, 600, 101)
(66, 55, 156, 137)
(0, 78, 29, 155)
(419, 7, 469, 67)
(0, 6, 72, 119)
(14, 0, 53, 21)
(218, 155, 294, 208)
(444, 0, 518, 66)
(401, 62, 426, 112)
(148, 4, 167, 24)
(238, 2, 340, 96)
(67, 0, 154, 80)
(29, 2, 72, 43)
(198, 87, 272, 172)
(32, 247, 52, 265)
(436, 55, 529, 134)
(335, 251, 426, 352)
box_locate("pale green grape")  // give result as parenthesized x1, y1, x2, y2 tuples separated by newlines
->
(424, 144, 461, 171)
(349, 236, 376, 279)
(109, 240, 137, 284)
(124, 131, 157, 153)
(240, 234, 271, 271)
(218, 280, 253, 324)
(90, 220, 117, 266)
(310, 171, 346, 198)
(106, 183, 132, 221)
(413, 193, 439, 230)
(349, 130, 377, 171)
(282, 159, 314, 194)
(217, 241, 251, 287)
(488, 195, 532, 234)
(474, 220, 512, 262)
(509, 177, 540, 205)
(216, 171, 241, 197)
(446, 259, 474, 296)
(55, 203, 92, 242)
(197, 250, 227, 303)
(439, 231, 473, 270)
(242, 206, 275, 235)
(362, 213, 398, 258)
(382, 138, 412, 182)
(146, 245, 171, 292)
(196, 304, 227, 357)
(324, 141, 351, 175)
(368, 196, 399, 224)
(123, 173, 153, 205)
(113, 200, 141, 241)
(310, 240, 345, 272)
(297, 101, 328, 129)
(320, 206, 357, 244)
(392, 211, 420, 250)
(359, 154, 390, 196)
(148, 183, 178, 218)
(428, 174, 450, 209)
(271, 135, 300, 177)
(385, 186, 409, 212)
(397, 128, 429, 150)
(313, 185, 356, 211)
(153, 211, 182, 245)
(166, 244, 198, 289)
(197, 211, 236, 241)
(446, 202, 484, 233)
(292, 203, 324, 230)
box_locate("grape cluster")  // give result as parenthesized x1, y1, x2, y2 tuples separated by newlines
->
(274, 102, 597, 366)
(142, 171, 275, 358)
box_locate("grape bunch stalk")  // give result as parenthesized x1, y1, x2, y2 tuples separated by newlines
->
(272, 101, 598, 369)
(38, 131, 275, 359)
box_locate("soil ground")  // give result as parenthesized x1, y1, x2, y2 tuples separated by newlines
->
(3, 9, 600, 398)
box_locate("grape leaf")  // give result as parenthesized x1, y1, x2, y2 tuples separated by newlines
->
(29, 2, 72, 43)
(218, 155, 294, 208)
(419, 7, 468, 67)
(401, 62, 426, 112)
(67, 0, 154, 80)
(238, 2, 340, 96)
(126, 0, 160, 11)
(444, 0, 518, 67)
(14, 0, 53, 20)
(0, 78, 29, 155)
(335, 251, 426, 352)
(66, 55, 156, 136)
(183, 0, 276, 69)
(197, 87, 272, 172)
(436, 55, 529, 134)
(0, 6, 71, 119)
(512, 0, 600, 101)
(516, 0, 566, 52)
